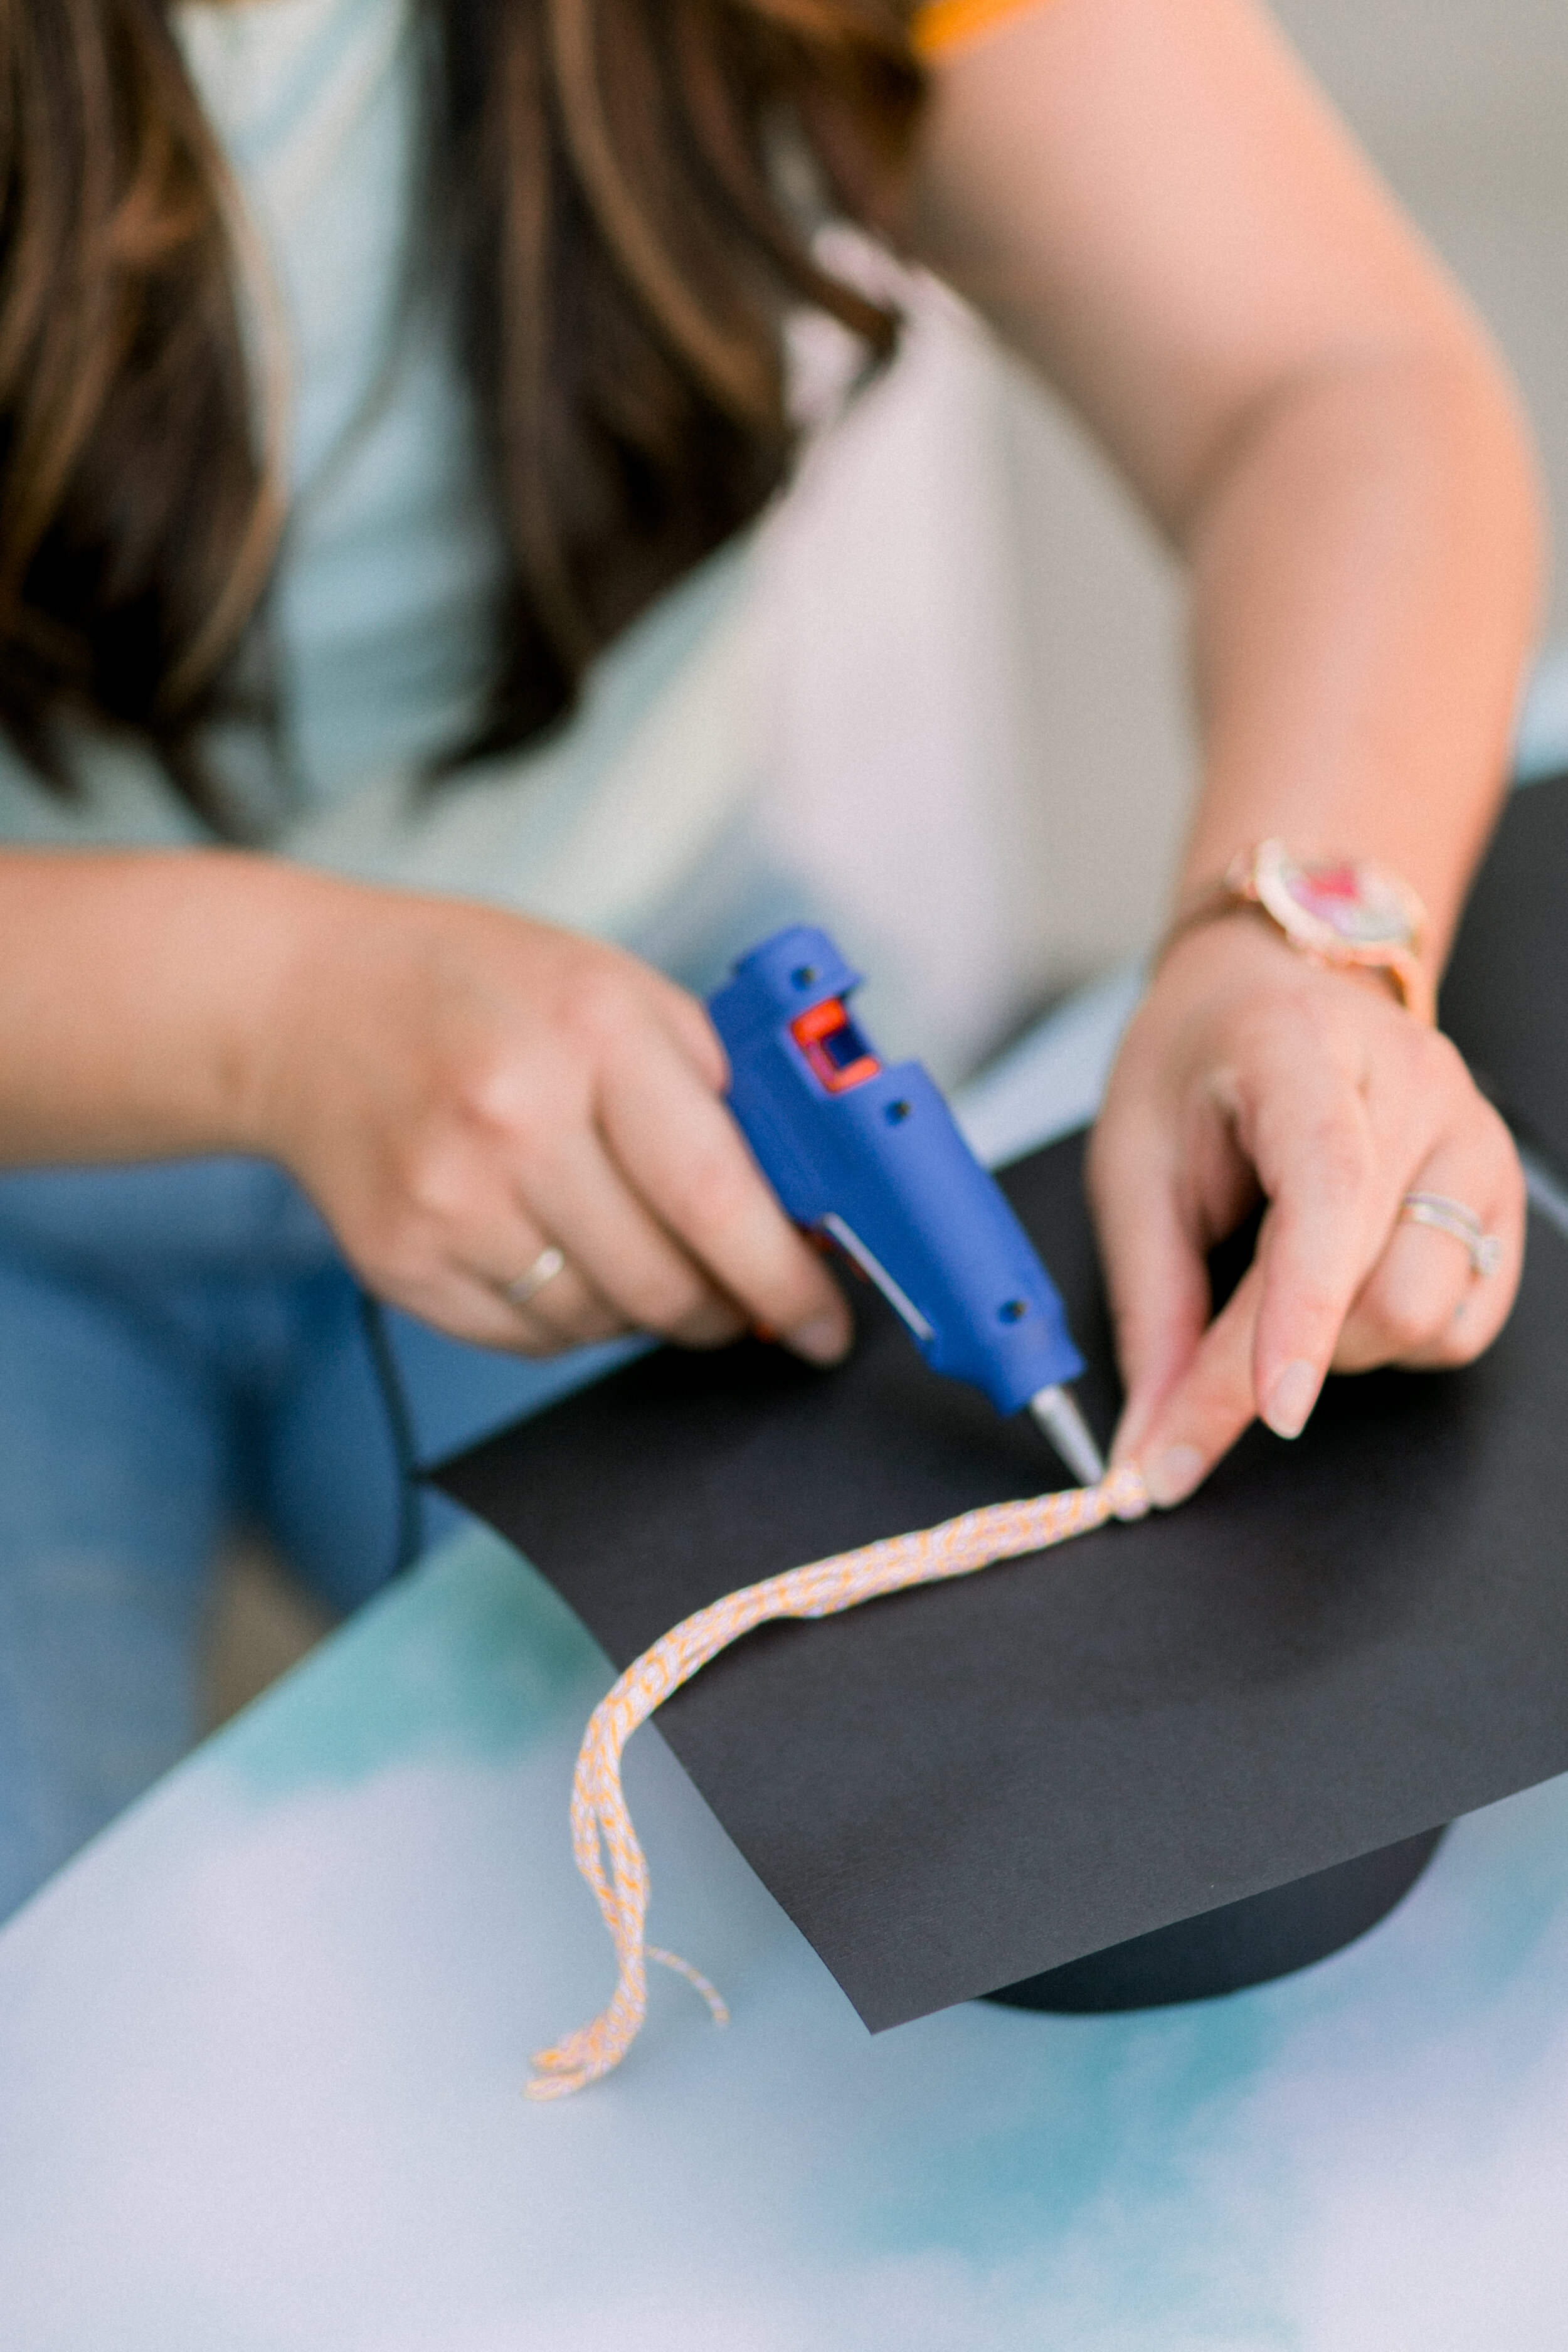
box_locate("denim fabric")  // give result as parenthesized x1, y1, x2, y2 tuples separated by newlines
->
(0, 1157, 616, 1922)
(0, 1162, 384, 1915)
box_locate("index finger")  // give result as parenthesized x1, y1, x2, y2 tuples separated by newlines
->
(1130, 1057, 1391, 1500)
(1128, 1256, 1264, 1506)
(1089, 1116, 1216, 1463)
(598, 1025, 853, 1364)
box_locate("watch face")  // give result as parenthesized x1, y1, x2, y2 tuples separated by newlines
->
(1256, 845, 1423, 955)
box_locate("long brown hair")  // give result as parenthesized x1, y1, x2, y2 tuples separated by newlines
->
(0, 0, 924, 827)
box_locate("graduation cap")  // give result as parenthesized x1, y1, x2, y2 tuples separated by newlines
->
(438, 1091, 1568, 2041)
(431, 783, 1568, 2062)
(1442, 768, 1568, 1173)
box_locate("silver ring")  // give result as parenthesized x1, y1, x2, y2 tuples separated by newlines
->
(1399, 1192, 1503, 1279)
(502, 1244, 568, 1309)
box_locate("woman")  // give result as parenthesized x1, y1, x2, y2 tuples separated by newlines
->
(0, 0, 1537, 1918)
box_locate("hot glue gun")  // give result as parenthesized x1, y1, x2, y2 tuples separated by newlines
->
(707, 925, 1106, 1486)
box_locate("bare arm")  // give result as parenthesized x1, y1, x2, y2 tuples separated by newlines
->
(0, 849, 851, 1365)
(908, 0, 1542, 1491)
(0, 851, 299, 1165)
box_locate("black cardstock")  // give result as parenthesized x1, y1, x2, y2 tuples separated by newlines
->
(437, 1133, 1568, 2033)
(1443, 770, 1568, 1172)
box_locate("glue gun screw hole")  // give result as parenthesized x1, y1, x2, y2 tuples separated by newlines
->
(791, 965, 818, 989)
(999, 1299, 1027, 1323)
(884, 1099, 912, 1124)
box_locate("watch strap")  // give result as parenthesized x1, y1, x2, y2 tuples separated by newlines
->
(1155, 844, 1435, 1023)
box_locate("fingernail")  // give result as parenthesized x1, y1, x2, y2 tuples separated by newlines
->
(787, 1311, 850, 1366)
(1263, 1359, 1320, 1440)
(1144, 1444, 1204, 1508)
(1111, 1403, 1151, 1465)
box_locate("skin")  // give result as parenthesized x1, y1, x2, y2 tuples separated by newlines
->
(0, 0, 1540, 1498)
(909, 0, 1537, 1497)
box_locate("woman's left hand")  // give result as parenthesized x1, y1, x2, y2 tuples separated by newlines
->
(912, 0, 1540, 1504)
(1087, 913, 1526, 1507)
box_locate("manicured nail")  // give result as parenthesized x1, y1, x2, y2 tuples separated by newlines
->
(787, 1311, 850, 1365)
(1144, 1444, 1204, 1508)
(1263, 1359, 1320, 1440)
(1111, 1404, 1150, 1464)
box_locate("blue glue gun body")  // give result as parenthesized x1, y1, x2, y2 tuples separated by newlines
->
(707, 926, 1087, 1421)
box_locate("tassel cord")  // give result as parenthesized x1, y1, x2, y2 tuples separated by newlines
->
(529, 1462, 1150, 2099)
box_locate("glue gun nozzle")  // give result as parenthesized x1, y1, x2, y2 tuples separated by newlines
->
(1029, 1385, 1106, 1487)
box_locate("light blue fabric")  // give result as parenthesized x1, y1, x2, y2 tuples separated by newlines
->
(0, 1160, 641, 1918)
(0, 1144, 665, 1922)
(180, 0, 507, 812)
(0, 1158, 392, 1919)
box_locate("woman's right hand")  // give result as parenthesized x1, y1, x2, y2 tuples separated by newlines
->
(249, 874, 852, 1363)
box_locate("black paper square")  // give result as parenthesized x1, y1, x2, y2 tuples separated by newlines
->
(437, 1133, 1568, 2032)
(1442, 770, 1568, 1170)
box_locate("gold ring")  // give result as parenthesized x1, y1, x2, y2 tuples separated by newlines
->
(503, 1244, 568, 1308)
(1399, 1192, 1502, 1279)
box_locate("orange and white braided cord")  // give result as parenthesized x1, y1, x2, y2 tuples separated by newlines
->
(528, 1461, 1150, 2100)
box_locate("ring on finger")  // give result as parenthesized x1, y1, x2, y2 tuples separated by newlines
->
(1399, 1191, 1503, 1279)
(502, 1244, 568, 1310)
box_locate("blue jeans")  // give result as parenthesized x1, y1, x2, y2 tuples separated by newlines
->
(0, 1157, 621, 1923)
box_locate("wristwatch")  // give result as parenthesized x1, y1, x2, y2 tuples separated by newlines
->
(1162, 840, 1434, 1022)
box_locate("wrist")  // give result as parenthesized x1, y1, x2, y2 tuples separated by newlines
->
(1149, 901, 1411, 1039)
(221, 857, 372, 1162)
(1155, 840, 1434, 1022)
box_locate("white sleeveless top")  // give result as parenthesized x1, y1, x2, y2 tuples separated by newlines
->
(0, 0, 1029, 1076)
